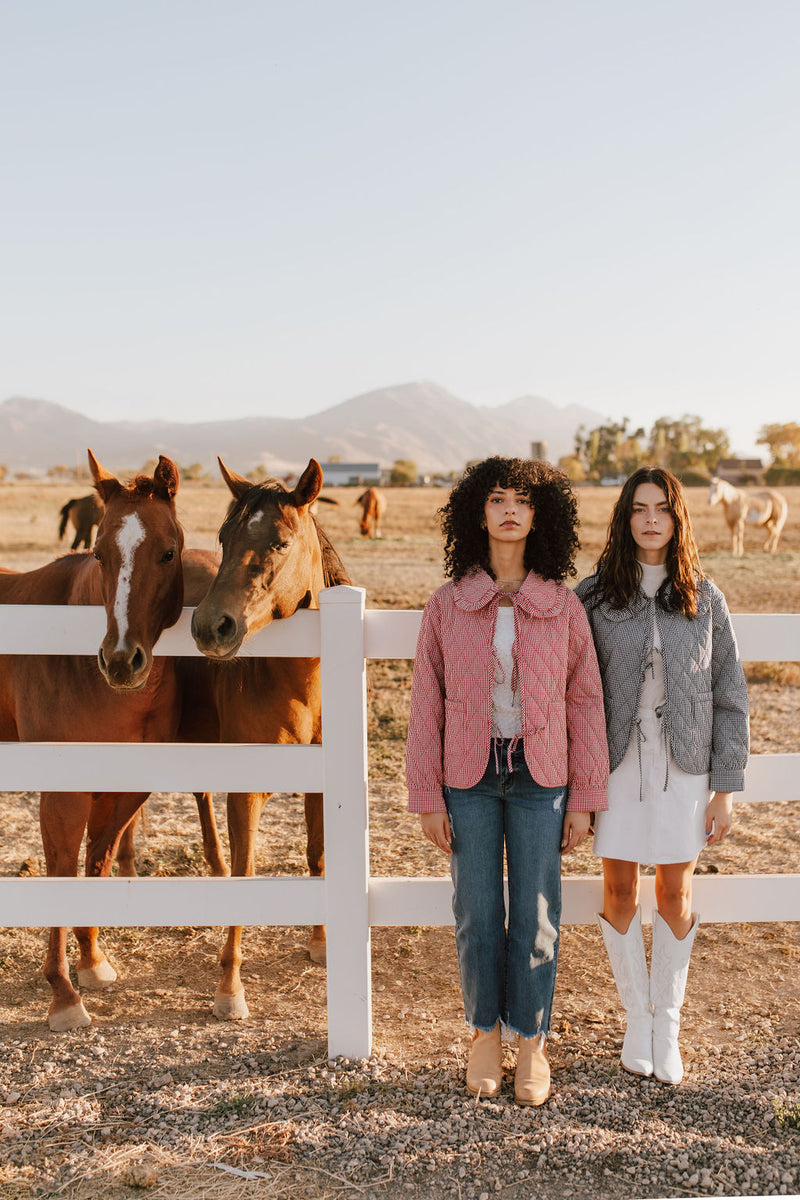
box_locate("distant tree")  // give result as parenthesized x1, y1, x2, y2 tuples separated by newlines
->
(181, 462, 209, 481)
(757, 422, 800, 468)
(573, 419, 646, 481)
(47, 463, 76, 481)
(390, 459, 418, 486)
(557, 454, 587, 483)
(647, 415, 728, 473)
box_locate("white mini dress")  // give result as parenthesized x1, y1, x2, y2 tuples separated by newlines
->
(592, 562, 709, 865)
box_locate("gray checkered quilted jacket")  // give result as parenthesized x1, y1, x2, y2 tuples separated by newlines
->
(574, 574, 749, 792)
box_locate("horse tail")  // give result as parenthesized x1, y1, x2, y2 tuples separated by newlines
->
(58, 500, 75, 539)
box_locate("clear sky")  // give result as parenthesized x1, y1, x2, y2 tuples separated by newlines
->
(2, 0, 798, 455)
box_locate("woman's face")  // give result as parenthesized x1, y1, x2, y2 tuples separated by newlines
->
(483, 486, 534, 545)
(629, 481, 674, 564)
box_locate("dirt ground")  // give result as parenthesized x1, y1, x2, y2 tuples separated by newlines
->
(0, 480, 798, 1200)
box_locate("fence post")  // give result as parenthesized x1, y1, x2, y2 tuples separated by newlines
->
(319, 585, 372, 1060)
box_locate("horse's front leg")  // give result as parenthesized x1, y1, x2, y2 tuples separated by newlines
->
(214, 791, 268, 1020)
(733, 520, 745, 556)
(115, 809, 141, 877)
(304, 791, 326, 964)
(39, 791, 93, 1031)
(75, 792, 149, 992)
(194, 791, 229, 876)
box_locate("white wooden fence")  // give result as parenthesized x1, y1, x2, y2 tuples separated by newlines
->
(0, 588, 798, 1059)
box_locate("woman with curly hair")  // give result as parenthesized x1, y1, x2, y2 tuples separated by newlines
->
(576, 467, 749, 1084)
(406, 456, 609, 1104)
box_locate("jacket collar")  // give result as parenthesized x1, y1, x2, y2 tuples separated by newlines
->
(453, 568, 565, 618)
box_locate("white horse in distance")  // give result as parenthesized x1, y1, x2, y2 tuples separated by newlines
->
(708, 477, 788, 555)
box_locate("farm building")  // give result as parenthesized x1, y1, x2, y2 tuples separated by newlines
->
(715, 457, 765, 485)
(319, 461, 382, 486)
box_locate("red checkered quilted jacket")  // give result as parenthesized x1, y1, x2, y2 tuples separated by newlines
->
(405, 569, 609, 814)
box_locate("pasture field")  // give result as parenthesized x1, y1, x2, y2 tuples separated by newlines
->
(0, 480, 798, 1200)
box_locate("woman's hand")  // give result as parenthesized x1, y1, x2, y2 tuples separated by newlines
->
(705, 792, 733, 844)
(561, 810, 591, 854)
(420, 812, 452, 855)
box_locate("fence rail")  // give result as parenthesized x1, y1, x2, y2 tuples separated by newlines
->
(0, 593, 798, 1057)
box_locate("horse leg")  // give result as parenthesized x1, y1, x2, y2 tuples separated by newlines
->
(115, 809, 140, 877)
(304, 791, 326, 964)
(75, 792, 148, 991)
(214, 791, 268, 1020)
(733, 519, 745, 556)
(39, 791, 93, 1031)
(194, 791, 229, 876)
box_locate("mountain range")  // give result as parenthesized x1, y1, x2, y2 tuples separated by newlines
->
(0, 383, 605, 477)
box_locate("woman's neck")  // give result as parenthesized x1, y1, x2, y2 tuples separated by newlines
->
(489, 545, 526, 580)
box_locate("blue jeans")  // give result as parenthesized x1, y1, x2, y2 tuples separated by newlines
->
(444, 741, 566, 1039)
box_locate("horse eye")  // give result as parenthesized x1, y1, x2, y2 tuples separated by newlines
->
(161, 549, 175, 563)
(93, 551, 103, 564)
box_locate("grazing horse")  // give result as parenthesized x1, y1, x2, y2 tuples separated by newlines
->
(0, 452, 226, 1031)
(356, 487, 386, 538)
(191, 457, 351, 1019)
(58, 493, 104, 550)
(708, 476, 788, 555)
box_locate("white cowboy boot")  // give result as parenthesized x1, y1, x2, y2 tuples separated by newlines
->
(650, 910, 699, 1085)
(597, 907, 653, 1077)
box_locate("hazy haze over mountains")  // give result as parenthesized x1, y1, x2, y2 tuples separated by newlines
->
(0, 384, 604, 477)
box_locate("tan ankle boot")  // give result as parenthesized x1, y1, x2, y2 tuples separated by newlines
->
(466, 1024, 502, 1098)
(514, 1034, 550, 1106)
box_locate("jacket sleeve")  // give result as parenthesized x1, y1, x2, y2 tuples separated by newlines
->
(564, 592, 610, 812)
(405, 591, 448, 813)
(709, 586, 750, 792)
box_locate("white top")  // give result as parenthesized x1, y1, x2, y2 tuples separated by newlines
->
(492, 606, 522, 737)
(637, 560, 667, 713)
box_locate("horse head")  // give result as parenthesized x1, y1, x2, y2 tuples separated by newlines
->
(191, 457, 324, 660)
(89, 449, 185, 689)
(708, 477, 725, 506)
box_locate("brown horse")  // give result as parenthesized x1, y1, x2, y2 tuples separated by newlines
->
(1, 452, 226, 1030)
(708, 477, 789, 555)
(191, 457, 351, 1019)
(58, 493, 104, 549)
(356, 487, 386, 538)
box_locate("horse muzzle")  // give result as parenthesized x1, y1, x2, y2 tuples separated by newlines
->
(97, 642, 153, 690)
(191, 607, 245, 660)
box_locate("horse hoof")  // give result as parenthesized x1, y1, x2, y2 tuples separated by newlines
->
(77, 960, 118, 989)
(49, 1001, 92, 1032)
(213, 990, 250, 1021)
(308, 938, 327, 966)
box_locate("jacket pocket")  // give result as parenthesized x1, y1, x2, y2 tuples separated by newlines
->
(691, 691, 714, 757)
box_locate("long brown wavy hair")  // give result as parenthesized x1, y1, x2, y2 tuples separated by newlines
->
(591, 467, 703, 617)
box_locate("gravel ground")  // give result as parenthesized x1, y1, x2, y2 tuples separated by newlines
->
(1, 1018, 799, 1200)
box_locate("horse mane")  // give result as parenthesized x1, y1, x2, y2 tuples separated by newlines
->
(314, 517, 352, 587)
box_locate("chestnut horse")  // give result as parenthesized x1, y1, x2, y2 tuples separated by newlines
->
(708, 476, 788, 555)
(58, 492, 105, 550)
(191, 457, 351, 1019)
(356, 487, 385, 538)
(0, 452, 226, 1030)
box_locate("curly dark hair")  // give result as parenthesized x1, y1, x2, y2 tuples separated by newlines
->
(592, 466, 703, 617)
(439, 456, 580, 582)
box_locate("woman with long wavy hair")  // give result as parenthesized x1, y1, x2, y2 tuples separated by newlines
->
(576, 467, 749, 1084)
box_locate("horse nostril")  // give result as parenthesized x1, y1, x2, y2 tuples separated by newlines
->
(131, 647, 145, 675)
(215, 615, 236, 644)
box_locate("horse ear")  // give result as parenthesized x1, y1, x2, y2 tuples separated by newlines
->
(218, 457, 253, 502)
(87, 448, 122, 504)
(292, 459, 323, 509)
(154, 455, 180, 501)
